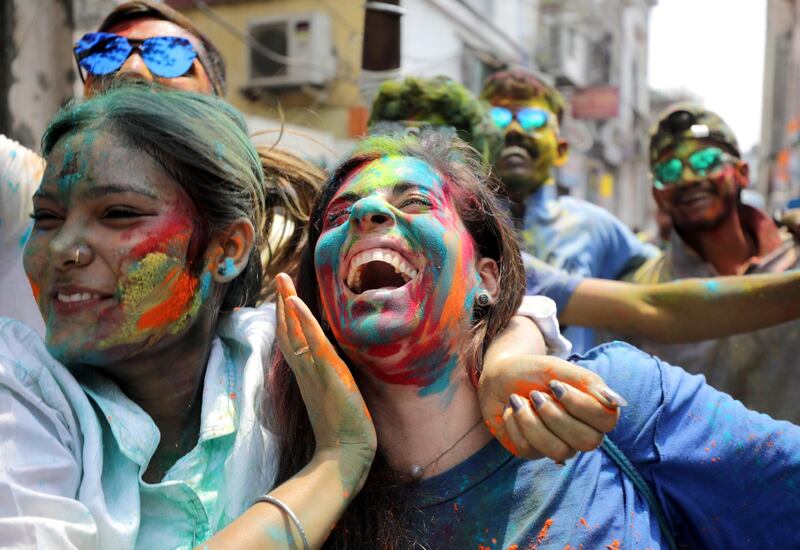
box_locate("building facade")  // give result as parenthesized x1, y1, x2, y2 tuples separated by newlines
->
(759, 0, 800, 210)
(536, 0, 656, 231)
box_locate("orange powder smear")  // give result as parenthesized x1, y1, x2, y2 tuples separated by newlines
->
(605, 540, 621, 550)
(579, 517, 589, 528)
(28, 279, 41, 302)
(535, 518, 554, 546)
(137, 266, 197, 330)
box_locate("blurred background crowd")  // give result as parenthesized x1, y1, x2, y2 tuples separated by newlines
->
(1, 0, 797, 236)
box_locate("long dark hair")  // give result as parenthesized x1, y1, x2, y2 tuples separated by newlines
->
(270, 129, 525, 548)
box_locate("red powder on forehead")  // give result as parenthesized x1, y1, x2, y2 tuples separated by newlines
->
(137, 267, 197, 330)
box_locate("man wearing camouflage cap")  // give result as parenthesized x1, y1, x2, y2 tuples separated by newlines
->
(629, 103, 800, 422)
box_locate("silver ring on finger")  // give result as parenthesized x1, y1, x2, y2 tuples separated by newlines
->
(293, 346, 311, 356)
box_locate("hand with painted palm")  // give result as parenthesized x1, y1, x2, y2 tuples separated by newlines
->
(274, 273, 376, 487)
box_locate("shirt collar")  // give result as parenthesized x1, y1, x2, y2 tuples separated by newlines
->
(523, 183, 561, 224)
(76, 336, 238, 467)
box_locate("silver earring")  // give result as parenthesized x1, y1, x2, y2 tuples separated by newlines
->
(476, 290, 491, 307)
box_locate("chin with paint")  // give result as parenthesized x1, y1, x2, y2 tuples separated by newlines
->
(272, 130, 800, 550)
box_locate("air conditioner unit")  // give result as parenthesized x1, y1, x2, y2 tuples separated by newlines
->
(247, 11, 335, 88)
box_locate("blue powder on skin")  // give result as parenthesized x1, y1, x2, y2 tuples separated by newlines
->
(223, 257, 236, 277)
(705, 280, 721, 294)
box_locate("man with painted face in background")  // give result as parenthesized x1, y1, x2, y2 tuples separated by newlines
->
(629, 104, 800, 422)
(480, 69, 658, 351)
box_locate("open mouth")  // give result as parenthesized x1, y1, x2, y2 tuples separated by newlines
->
(500, 145, 532, 163)
(345, 248, 419, 294)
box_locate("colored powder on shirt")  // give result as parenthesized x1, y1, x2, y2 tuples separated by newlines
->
(535, 518, 554, 546)
(605, 540, 621, 550)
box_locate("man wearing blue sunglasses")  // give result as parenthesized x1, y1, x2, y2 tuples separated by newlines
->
(625, 104, 800, 422)
(481, 69, 657, 352)
(77, 0, 225, 97)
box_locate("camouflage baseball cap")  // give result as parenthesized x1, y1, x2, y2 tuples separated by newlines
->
(649, 103, 740, 165)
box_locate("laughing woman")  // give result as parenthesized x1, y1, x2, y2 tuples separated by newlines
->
(272, 130, 800, 549)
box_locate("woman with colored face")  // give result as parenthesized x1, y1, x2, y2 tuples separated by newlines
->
(272, 130, 800, 549)
(0, 84, 380, 549)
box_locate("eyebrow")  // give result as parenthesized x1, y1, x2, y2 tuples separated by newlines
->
(34, 183, 160, 202)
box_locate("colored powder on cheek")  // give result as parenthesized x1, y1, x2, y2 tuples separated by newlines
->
(28, 278, 41, 302)
(18, 224, 32, 248)
(129, 218, 194, 257)
(100, 253, 210, 347)
(137, 267, 199, 330)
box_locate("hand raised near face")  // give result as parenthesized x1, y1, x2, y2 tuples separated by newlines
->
(478, 354, 623, 462)
(274, 273, 377, 487)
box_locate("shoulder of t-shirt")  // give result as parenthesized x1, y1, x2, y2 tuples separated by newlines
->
(570, 341, 707, 454)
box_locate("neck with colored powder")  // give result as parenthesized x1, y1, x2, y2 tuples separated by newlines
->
(354, 351, 491, 481)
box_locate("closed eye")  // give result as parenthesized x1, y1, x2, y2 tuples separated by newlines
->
(397, 196, 432, 210)
(30, 210, 63, 229)
(102, 206, 148, 219)
(326, 206, 352, 226)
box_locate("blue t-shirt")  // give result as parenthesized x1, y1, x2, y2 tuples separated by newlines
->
(522, 252, 581, 315)
(520, 185, 657, 352)
(399, 342, 800, 549)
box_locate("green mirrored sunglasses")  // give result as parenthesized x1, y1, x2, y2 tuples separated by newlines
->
(653, 147, 737, 190)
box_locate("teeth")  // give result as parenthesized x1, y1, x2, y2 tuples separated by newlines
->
(57, 292, 101, 303)
(345, 248, 419, 291)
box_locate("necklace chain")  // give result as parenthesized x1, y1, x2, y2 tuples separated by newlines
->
(406, 418, 484, 480)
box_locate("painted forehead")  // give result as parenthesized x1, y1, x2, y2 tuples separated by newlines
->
(39, 130, 175, 200)
(490, 94, 552, 111)
(331, 155, 446, 201)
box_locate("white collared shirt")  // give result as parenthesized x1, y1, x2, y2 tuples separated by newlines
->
(0, 305, 279, 549)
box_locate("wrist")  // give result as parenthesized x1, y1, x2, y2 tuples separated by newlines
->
(312, 444, 376, 495)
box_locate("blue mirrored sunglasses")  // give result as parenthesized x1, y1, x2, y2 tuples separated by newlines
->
(73, 32, 198, 80)
(489, 106, 550, 131)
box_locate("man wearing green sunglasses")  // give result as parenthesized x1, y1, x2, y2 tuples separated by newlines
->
(479, 69, 658, 352)
(628, 103, 800, 421)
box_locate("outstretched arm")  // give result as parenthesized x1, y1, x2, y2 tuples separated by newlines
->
(561, 271, 800, 344)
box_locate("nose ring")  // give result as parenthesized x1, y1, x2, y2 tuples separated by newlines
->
(73, 248, 81, 264)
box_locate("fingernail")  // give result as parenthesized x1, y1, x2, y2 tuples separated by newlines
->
(530, 390, 546, 410)
(549, 380, 567, 400)
(509, 394, 525, 413)
(599, 386, 628, 407)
